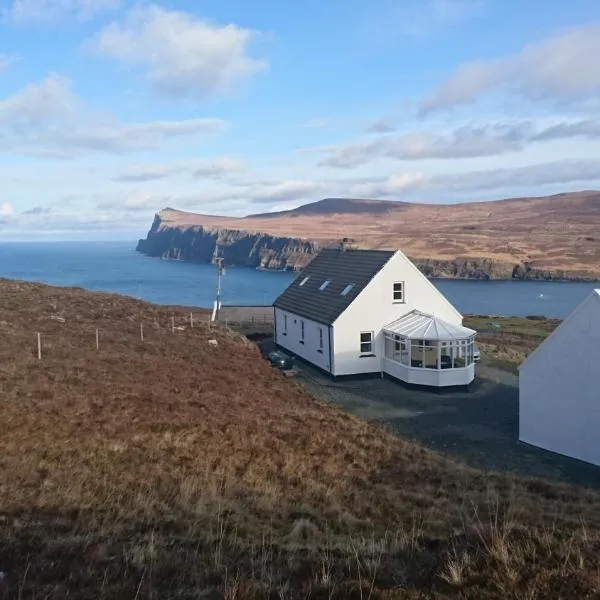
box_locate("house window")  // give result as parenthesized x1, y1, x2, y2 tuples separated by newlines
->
(319, 328, 323, 349)
(341, 284, 355, 296)
(283, 314, 287, 334)
(319, 279, 331, 291)
(299, 276, 310, 286)
(300, 320, 305, 343)
(393, 281, 405, 302)
(360, 331, 373, 355)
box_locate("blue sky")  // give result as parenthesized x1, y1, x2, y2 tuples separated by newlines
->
(1, 0, 600, 240)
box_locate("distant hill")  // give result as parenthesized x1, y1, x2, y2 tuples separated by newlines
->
(138, 190, 600, 280)
(248, 197, 403, 218)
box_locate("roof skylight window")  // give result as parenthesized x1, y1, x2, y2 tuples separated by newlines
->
(319, 280, 331, 291)
(299, 276, 310, 286)
(341, 284, 355, 296)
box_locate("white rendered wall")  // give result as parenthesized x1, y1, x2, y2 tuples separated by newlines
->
(274, 308, 332, 372)
(519, 295, 600, 467)
(332, 251, 464, 376)
(383, 359, 474, 386)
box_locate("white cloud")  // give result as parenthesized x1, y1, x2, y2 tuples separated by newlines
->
(95, 191, 170, 212)
(0, 74, 78, 123)
(365, 120, 397, 134)
(433, 159, 600, 192)
(184, 160, 600, 210)
(0, 202, 14, 218)
(89, 4, 267, 98)
(5, 0, 120, 22)
(5, 157, 599, 238)
(314, 117, 600, 168)
(316, 121, 531, 168)
(0, 75, 227, 157)
(421, 23, 600, 115)
(111, 157, 244, 182)
(199, 173, 427, 209)
(193, 157, 244, 178)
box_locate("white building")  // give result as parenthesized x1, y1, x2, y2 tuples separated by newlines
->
(519, 289, 600, 467)
(273, 247, 476, 387)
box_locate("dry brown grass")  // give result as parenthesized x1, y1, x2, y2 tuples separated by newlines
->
(161, 190, 600, 277)
(1, 280, 600, 598)
(464, 315, 560, 371)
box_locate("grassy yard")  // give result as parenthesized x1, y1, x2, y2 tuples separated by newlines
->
(464, 315, 560, 372)
(2, 281, 598, 599)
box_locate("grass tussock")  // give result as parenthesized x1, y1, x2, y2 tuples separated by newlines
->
(1, 280, 599, 598)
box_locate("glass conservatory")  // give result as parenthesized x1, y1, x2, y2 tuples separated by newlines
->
(382, 310, 477, 387)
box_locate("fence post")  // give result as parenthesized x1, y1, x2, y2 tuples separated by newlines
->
(190, 312, 194, 328)
(171, 316, 175, 334)
(95, 328, 99, 351)
(140, 322, 144, 342)
(37, 332, 41, 360)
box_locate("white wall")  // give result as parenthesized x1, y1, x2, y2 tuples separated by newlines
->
(519, 293, 600, 467)
(274, 307, 331, 372)
(383, 359, 474, 386)
(332, 251, 463, 376)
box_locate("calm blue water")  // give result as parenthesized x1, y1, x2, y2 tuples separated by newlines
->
(0, 242, 597, 318)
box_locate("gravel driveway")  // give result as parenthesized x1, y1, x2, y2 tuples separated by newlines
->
(288, 357, 600, 489)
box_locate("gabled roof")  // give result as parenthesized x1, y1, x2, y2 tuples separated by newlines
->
(519, 288, 600, 371)
(384, 310, 476, 341)
(273, 248, 396, 325)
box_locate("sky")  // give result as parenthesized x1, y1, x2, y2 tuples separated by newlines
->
(2, 0, 600, 240)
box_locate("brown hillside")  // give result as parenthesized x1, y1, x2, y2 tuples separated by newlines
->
(2, 280, 600, 598)
(163, 190, 600, 277)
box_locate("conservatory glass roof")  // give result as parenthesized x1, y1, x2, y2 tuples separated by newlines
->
(384, 310, 476, 341)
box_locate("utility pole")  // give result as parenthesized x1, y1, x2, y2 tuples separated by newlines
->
(211, 244, 225, 322)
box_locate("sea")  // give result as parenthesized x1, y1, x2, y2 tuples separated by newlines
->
(0, 241, 598, 319)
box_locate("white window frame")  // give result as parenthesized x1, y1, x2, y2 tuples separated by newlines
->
(393, 281, 405, 303)
(360, 331, 374, 355)
(319, 279, 331, 291)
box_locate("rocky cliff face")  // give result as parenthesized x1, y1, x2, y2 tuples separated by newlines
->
(136, 214, 319, 271)
(137, 213, 598, 281)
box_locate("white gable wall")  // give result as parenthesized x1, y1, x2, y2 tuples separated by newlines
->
(332, 251, 463, 376)
(274, 307, 332, 372)
(519, 292, 600, 467)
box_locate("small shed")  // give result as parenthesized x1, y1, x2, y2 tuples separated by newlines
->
(519, 289, 600, 467)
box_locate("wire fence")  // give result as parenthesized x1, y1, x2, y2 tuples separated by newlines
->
(1, 310, 236, 362)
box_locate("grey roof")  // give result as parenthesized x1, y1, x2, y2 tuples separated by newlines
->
(273, 248, 396, 325)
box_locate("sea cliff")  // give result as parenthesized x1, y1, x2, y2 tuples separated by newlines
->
(137, 213, 599, 281)
(136, 214, 318, 271)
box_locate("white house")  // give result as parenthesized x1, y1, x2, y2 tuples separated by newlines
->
(519, 289, 600, 467)
(273, 247, 476, 387)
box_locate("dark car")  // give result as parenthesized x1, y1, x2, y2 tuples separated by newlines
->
(267, 349, 294, 370)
